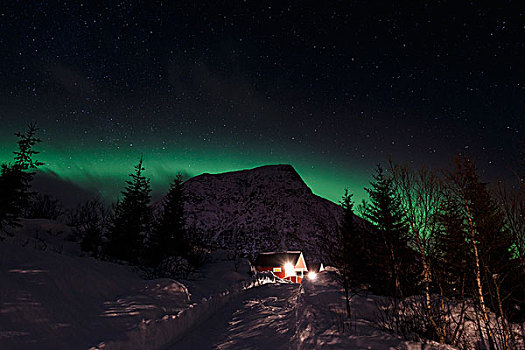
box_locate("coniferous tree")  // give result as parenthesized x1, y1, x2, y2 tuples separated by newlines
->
(0, 123, 43, 234)
(148, 173, 188, 266)
(335, 189, 358, 318)
(434, 194, 471, 298)
(106, 156, 152, 264)
(364, 164, 411, 297)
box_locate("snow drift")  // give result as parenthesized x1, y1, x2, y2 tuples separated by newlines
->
(293, 269, 454, 350)
(0, 219, 286, 350)
(0, 242, 189, 350)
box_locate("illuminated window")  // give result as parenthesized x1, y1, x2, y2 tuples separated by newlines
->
(273, 267, 281, 273)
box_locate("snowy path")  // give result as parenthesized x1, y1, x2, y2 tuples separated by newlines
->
(171, 283, 298, 350)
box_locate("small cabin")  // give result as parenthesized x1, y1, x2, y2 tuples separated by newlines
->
(253, 251, 308, 283)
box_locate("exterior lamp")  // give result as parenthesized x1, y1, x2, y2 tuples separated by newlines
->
(308, 272, 317, 280)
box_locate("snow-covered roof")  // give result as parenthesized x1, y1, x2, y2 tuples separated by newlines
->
(254, 251, 302, 268)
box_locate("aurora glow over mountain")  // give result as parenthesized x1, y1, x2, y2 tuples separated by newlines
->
(1, 1, 523, 204)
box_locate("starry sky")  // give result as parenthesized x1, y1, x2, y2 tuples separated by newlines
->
(0, 1, 523, 205)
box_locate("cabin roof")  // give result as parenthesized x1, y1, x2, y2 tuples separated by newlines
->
(253, 251, 302, 268)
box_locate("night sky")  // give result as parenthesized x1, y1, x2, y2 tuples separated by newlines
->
(1, 1, 523, 204)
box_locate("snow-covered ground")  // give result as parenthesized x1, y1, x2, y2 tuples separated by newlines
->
(4, 219, 520, 349)
(168, 268, 455, 350)
(172, 283, 298, 349)
(294, 269, 454, 350)
(0, 225, 454, 350)
(0, 241, 190, 350)
(181, 250, 253, 302)
(0, 220, 280, 350)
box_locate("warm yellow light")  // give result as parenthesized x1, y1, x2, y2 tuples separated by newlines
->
(284, 262, 295, 277)
(308, 272, 317, 280)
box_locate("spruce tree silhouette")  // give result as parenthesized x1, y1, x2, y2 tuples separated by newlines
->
(148, 173, 188, 266)
(336, 189, 357, 318)
(0, 123, 43, 234)
(364, 164, 410, 297)
(106, 156, 152, 264)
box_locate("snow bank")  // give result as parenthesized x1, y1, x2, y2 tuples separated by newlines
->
(4, 218, 81, 256)
(0, 242, 190, 350)
(0, 230, 286, 350)
(292, 270, 454, 350)
(95, 269, 287, 350)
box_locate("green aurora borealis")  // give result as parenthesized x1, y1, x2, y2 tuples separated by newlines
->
(0, 125, 373, 205)
(2, 1, 522, 208)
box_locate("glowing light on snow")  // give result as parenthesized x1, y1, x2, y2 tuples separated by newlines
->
(284, 263, 295, 277)
(308, 272, 317, 280)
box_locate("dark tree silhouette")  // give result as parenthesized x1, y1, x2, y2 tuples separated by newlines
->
(148, 173, 188, 266)
(68, 198, 108, 258)
(437, 156, 518, 347)
(0, 123, 43, 234)
(335, 189, 357, 318)
(106, 156, 152, 264)
(23, 194, 64, 220)
(364, 164, 411, 297)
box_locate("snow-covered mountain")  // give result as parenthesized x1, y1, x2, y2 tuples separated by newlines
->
(179, 164, 343, 262)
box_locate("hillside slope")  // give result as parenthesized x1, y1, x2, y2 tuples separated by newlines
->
(178, 164, 343, 262)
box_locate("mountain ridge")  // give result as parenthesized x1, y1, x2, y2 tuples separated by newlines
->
(176, 164, 343, 262)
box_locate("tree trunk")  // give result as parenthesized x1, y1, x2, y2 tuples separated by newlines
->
(342, 268, 352, 319)
(345, 285, 351, 319)
(489, 269, 513, 350)
(420, 255, 445, 344)
(382, 233, 401, 297)
(464, 199, 495, 349)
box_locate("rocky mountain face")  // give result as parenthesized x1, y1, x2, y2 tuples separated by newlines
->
(178, 164, 343, 263)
